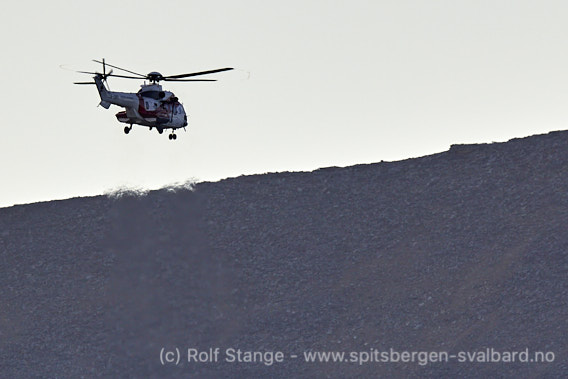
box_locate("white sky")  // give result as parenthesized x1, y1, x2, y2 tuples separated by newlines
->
(1, 0, 568, 207)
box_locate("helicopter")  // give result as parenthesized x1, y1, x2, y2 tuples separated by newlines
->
(74, 59, 233, 140)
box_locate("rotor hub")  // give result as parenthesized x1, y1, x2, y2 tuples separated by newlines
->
(147, 71, 164, 83)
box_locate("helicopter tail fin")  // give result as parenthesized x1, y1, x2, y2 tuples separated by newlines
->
(93, 74, 111, 109)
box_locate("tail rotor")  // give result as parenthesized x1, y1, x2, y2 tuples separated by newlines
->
(74, 58, 113, 89)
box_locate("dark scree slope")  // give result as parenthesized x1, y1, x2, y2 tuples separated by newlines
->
(1, 130, 567, 377)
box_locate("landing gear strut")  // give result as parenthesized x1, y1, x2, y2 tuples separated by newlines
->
(124, 125, 132, 134)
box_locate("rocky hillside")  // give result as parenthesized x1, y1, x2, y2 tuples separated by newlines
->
(1, 131, 567, 377)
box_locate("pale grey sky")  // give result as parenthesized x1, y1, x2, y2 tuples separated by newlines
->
(1, 0, 567, 207)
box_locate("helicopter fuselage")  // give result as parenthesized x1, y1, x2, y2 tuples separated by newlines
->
(94, 75, 188, 133)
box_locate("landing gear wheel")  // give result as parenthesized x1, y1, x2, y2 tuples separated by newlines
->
(173, 134, 177, 140)
(168, 134, 173, 140)
(124, 126, 131, 134)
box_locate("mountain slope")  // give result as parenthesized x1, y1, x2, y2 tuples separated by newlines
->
(1, 131, 567, 377)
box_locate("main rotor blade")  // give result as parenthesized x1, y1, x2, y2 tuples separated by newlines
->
(74, 82, 96, 85)
(104, 73, 146, 79)
(165, 67, 234, 79)
(93, 59, 146, 77)
(163, 78, 217, 82)
(77, 71, 142, 80)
